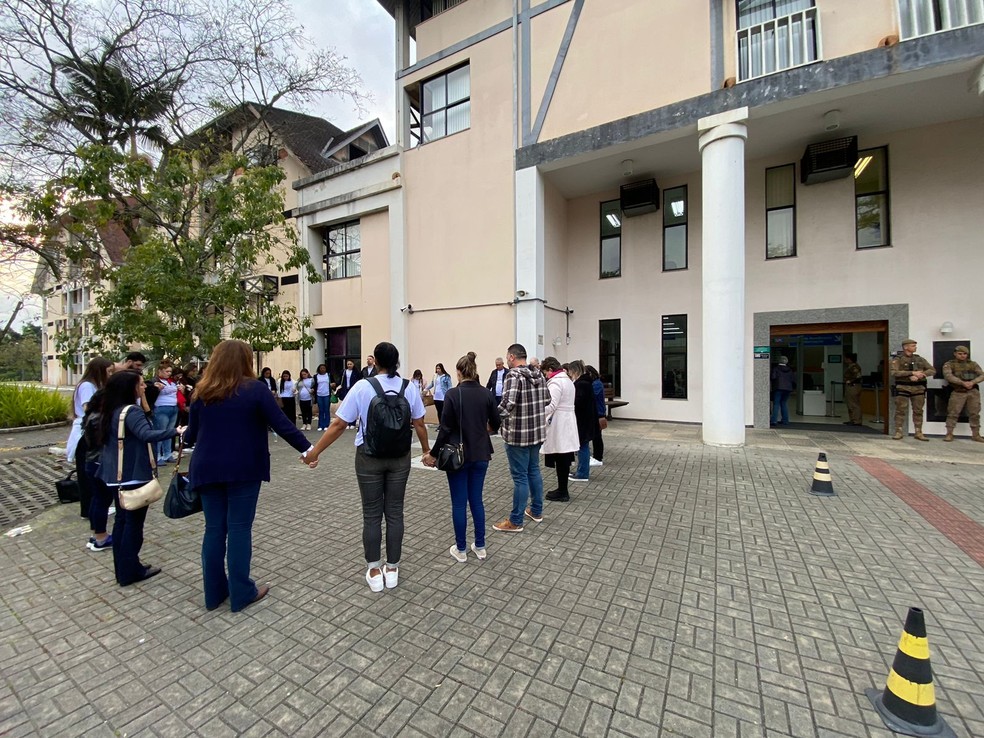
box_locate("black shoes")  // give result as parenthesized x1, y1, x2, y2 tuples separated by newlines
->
(545, 490, 570, 502)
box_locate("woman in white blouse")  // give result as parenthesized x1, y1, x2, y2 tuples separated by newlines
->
(296, 368, 314, 430)
(278, 370, 296, 426)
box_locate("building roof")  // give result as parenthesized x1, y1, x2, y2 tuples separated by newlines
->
(185, 103, 385, 174)
(322, 118, 390, 161)
(260, 107, 347, 172)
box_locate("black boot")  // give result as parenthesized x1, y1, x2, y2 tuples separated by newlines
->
(547, 465, 571, 501)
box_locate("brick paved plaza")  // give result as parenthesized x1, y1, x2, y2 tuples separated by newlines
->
(1, 423, 983, 737)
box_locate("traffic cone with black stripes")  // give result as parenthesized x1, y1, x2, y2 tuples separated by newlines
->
(809, 452, 835, 496)
(865, 607, 955, 738)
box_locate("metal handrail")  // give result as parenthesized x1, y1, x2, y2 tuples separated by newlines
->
(737, 7, 821, 82)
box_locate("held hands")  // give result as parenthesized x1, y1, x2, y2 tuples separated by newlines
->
(301, 451, 320, 468)
(175, 426, 187, 436)
(422, 453, 437, 468)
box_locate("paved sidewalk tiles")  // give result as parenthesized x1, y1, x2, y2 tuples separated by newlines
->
(1, 429, 983, 737)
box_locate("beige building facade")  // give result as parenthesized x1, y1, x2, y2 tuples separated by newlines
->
(293, 0, 982, 444)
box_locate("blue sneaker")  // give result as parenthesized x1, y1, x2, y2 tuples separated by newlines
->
(87, 535, 112, 552)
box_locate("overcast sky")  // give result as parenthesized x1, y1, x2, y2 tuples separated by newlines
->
(0, 0, 397, 330)
(296, 0, 397, 141)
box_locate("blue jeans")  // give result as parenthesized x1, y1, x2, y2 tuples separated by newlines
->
(576, 443, 591, 479)
(446, 460, 489, 551)
(771, 390, 791, 424)
(199, 480, 262, 611)
(153, 405, 178, 460)
(505, 443, 543, 527)
(316, 395, 332, 429)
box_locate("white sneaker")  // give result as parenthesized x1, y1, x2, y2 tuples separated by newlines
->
(470, 543, 487, 560)
(383, 565, 399, 589)
(569, 475, 589, 483)
(589, 458, 603, 467)
(365, 568, 384, 592)
(107, 506, 116, 516)
(449, 546, 467, 563)
(169, 451, 180, 461)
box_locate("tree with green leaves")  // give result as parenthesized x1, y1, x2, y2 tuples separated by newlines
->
(0, 0, 364, 363)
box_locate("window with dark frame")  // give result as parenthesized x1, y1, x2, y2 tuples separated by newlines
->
(661, 315, 688, 399)
(766, 164, 796, 259)
(600, 201, 621, 279)
(663, 186, 688, 271)
(855, 147, 890, 249)
(322, 220, 361, 280)
(325, 326, 361, 382)
(420, 63, 470, 144)
(599, 319, 621, 396)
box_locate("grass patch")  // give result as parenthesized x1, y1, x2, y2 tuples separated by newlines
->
(0, 384, 71, 428)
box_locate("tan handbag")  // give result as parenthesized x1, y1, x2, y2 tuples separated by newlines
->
(116, 405, 164, 511)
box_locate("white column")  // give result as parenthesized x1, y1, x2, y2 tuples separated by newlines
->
(514, 166, 545, 358)
(698, 107, 748, 447)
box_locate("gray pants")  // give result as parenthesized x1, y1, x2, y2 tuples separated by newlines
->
(355, 446, 410, 567)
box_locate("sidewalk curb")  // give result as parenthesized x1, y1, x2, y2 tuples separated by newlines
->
(0, 421, 71, 435)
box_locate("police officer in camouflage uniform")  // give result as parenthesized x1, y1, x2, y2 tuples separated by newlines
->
(842, 353, 863, 426)
(891, 339, 934, 441)
(942, 345, 984, 442)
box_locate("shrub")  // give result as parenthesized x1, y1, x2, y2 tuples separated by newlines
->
(0, 384, 71, 428)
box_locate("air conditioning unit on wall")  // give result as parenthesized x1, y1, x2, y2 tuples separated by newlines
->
(620, 179, 659, 217)
(801, 136, 859, 185)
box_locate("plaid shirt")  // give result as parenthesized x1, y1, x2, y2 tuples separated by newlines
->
(497, 365, 548, 446)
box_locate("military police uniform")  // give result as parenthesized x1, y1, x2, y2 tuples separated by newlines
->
(843, 360, 863, 425)
(942, 345, 984, 442)
(891, 340, 935, 440)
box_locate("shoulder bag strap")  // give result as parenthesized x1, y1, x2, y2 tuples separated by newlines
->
(116, 405, 157, 483)
(368, 377, 384, 397)
(457, 386, 465, 452)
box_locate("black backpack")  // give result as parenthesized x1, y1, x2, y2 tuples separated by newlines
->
(363, 377, 412, 458)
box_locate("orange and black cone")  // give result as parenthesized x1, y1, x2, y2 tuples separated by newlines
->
(865, 607, 955, 738)
(809, 452, 835, 496)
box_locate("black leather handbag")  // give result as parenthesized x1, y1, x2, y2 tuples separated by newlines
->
(436, 390, 465, 472)
(55, 470, 80, 504)
(163, 441, 202, 519)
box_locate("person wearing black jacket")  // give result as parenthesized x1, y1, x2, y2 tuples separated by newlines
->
(569, 360, 599, 482)
(485, 357, 507, 404)
(424, 352, 501, 562)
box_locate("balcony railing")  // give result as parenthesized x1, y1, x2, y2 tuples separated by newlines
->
(737, 7, 821, 82)
(898, 0, 984, 39)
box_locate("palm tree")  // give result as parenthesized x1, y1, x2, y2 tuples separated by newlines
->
(50, 42, 179, 155)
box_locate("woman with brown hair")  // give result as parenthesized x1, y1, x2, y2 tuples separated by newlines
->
(423, 352, 500, 561)
(66, 356, 113, 464)
(182, 340, 313, 612)
(539, 357, 579, 503)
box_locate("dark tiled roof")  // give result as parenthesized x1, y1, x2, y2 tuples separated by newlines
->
(260, 107, 346, 173)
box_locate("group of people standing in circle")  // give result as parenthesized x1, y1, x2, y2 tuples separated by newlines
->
(65, 339, 610, 608)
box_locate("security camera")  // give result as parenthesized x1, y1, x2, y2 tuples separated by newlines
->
(401, 303, 413, 313)
(516, 290, 528, 298)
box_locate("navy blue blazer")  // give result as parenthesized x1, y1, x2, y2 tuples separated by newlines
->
(183, 379, 310, 486)
(96, 405, 178, 485)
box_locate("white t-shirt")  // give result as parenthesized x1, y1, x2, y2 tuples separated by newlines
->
(335, 374, 425, 447)
(279, 380, 295, 398)
(315, 372, 332, 397)
(494, 368, 506, 396)
(74, 381, 97, 418)
(297, 378, 313, 401)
